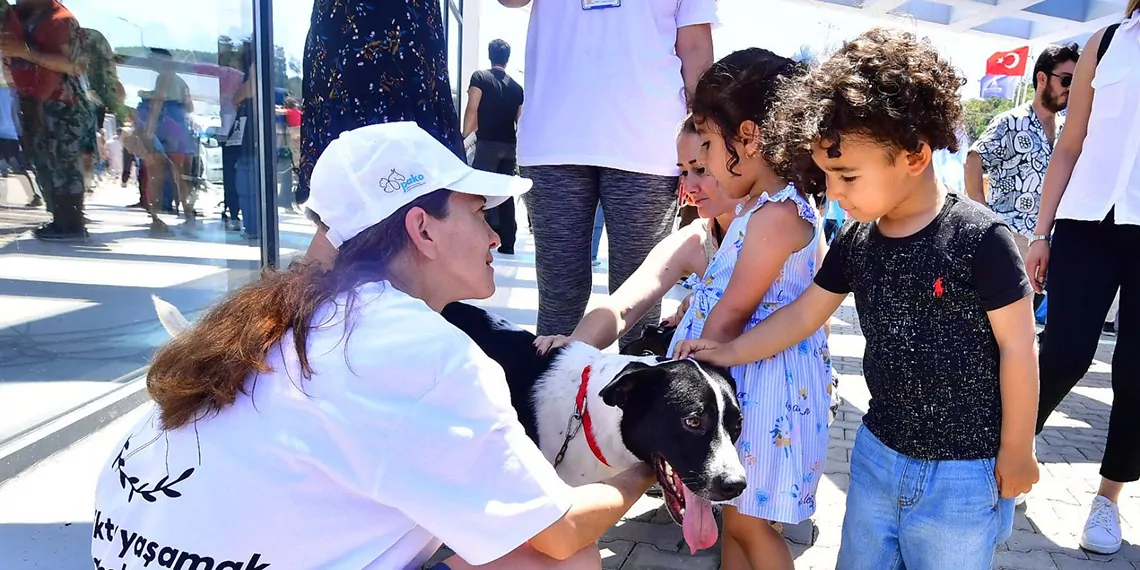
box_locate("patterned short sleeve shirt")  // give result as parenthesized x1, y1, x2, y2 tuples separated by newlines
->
(970, 103, 1064, 237)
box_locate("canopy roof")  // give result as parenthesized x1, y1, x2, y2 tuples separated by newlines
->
(800, 0, 1130, 46)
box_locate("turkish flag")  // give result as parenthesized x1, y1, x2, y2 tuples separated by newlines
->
(985, 46, 1030, 77)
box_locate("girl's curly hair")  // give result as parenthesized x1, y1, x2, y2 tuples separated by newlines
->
(764, 28, 966, 191)
(689, 48, 815, 191)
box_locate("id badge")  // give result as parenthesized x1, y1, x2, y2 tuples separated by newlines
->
(583, 0, 620, 9)
(226, 117, 246, 147)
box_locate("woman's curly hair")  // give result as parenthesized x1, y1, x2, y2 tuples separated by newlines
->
(764, 28, 966, 191)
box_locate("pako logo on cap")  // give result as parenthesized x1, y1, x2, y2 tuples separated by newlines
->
(401, 173, 426, 193)
(378, 169, 426, 194)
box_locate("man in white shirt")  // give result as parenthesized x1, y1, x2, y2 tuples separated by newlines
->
(499, 0, 717, 348)
(965, 44, 1080, 259)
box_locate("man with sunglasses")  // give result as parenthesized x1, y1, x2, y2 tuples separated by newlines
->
(966, 44, 1081, 264)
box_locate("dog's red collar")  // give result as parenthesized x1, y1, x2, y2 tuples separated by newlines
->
(577, 365, 611, 468)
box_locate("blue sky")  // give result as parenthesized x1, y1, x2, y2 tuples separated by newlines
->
(69, 0, 1034, 100)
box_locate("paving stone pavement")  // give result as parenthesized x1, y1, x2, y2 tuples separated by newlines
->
(425, 299, 1133, 569)
(0, 205, 49, 248)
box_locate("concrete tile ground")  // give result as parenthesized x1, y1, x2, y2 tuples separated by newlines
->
(0, 204, 1132, 569)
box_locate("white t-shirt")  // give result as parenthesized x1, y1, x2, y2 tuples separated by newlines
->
(92, 282, 573, 570)
(516, 0, 719, 176)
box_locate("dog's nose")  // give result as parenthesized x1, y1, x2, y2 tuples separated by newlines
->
(711, 474, 747, 500)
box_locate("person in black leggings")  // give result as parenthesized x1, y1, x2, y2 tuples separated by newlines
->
(1026, 10, 1139, 556)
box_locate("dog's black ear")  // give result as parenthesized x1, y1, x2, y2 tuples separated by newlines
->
(599, 362, 664, 408)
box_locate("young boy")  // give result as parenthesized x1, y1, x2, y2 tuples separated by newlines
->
(676, 28, 1040, 568)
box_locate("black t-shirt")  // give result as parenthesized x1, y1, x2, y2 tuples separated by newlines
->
(814, 194, 1032, 460)
(470, 68, 523, 144)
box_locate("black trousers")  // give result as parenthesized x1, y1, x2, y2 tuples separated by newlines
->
(1037, 211, 1140, 483)
(221, 143, 240, 220)
(473, 140, 518, 251)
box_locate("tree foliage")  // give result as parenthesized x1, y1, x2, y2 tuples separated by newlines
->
(963, 97, 1015, 140)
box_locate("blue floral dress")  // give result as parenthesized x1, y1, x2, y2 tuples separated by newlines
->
(299, 0, 463, 201)
(668, 185, 833, 524)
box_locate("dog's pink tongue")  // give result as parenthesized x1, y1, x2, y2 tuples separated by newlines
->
(681, 485, 718, 554)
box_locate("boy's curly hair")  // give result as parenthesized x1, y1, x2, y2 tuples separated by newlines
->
(765, 28, 966, 189)
(690, 48, 809, 187)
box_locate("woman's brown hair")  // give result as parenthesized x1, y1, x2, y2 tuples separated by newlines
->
(1129, 0, 1139, 17)
(678, 114, 698, 138)
(148, 190, 454, 430)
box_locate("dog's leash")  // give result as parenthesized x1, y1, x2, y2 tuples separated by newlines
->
(552, 410, 582, 469)
(553, 365, 612, 469)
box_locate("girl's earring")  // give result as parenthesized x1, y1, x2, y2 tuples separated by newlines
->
(745, 138, 760, 158)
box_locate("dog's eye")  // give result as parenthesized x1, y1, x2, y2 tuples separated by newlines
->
(684, 417, 702, 430)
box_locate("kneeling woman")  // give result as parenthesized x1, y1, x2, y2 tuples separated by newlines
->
(92, 123, 653, 570)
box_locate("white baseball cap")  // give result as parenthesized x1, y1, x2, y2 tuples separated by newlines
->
(305, 121, 532, 248)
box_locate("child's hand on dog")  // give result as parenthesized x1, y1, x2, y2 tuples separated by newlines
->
(674, 339, 739, 367)
(534, 335, 572, 355)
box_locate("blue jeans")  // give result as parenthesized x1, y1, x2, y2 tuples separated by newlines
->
(837, 425, 1014, 570)
(235, 157, 259, 237)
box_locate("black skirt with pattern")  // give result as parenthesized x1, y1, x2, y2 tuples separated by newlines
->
(299, 0, 463, 199)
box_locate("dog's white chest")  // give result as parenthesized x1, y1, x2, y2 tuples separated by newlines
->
(531, 348, 644, 485)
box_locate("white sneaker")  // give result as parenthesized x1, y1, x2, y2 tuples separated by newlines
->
(1080, 496, 1122, 554)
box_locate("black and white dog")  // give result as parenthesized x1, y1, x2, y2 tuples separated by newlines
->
(438, 302, 745, 553)
(152, 297, 746, 554)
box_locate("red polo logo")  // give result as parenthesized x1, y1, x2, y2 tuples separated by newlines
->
(933, 277, 945, 298)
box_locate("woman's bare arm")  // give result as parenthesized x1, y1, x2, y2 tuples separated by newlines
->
(551, 225, 706, 350)
(528, 464, 655, 560)
(1032, 28, 1103, 239)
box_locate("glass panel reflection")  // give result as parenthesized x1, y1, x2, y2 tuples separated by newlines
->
(0, 0, 263, 445)
(271, 0, 312, 266)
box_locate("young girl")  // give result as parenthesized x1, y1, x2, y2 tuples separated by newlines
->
(533, 115, 746, 353)
(674, 48, 831, 570)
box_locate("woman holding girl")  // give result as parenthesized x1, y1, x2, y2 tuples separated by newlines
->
(535, 115, 745, 352)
